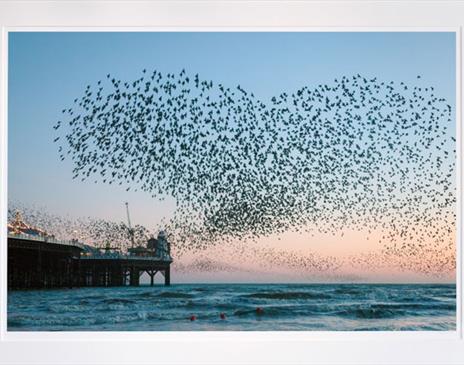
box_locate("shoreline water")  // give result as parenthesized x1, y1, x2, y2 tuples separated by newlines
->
(8, 283, 456, 331)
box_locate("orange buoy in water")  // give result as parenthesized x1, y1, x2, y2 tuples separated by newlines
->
(190, 315, 197, 321)
(256, 307, 264, 315)
(220, 312, 226, 320)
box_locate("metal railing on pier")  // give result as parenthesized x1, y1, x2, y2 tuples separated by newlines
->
(8, 232, 172, 261)
(81, 253, 172, 261)
(7, 232, 85, 249)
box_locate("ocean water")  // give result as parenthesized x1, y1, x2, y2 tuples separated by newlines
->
(7, 284, 456, 331)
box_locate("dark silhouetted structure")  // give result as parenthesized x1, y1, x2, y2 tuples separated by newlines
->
(8, 231, 172, 289)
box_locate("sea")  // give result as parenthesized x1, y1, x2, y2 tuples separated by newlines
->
(7, 283, 456, 331)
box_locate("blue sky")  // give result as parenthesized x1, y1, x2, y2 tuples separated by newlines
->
(8, 32, 456, 228)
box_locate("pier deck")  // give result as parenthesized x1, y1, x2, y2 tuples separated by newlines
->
(7, 234, 172, 289)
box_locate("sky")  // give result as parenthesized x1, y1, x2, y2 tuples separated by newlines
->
(7, 32, 456, 283)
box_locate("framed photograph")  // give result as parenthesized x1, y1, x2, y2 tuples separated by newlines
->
(1, 1, 463, 364)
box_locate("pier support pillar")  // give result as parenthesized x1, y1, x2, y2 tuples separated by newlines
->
(164, 267, 170, 286)
(148, 270, 158, 286)
(66, 258, 73, 289)
(130, 267, 139, 286)
(36, 244, 43, 288)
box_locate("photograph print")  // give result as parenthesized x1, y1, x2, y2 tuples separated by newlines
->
(7, 31, 456, 331)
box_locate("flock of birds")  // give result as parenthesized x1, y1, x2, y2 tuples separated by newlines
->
(7, 202, 150, 248)
(16, 69, 458, 278)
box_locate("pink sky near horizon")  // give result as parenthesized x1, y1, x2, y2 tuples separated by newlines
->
(166, 221, 456, 284)
(9, 197, 456, 284)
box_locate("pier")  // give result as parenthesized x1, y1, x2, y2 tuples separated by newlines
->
(8, 233, 83, 289)
(7, 233, 173, 290)
(79, 256, 171, 287)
